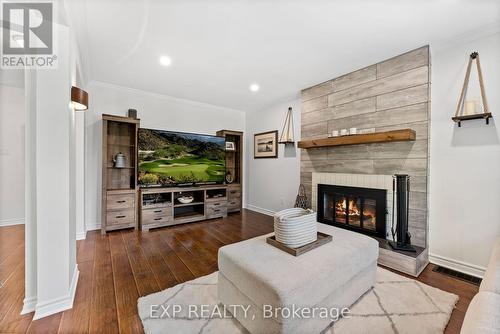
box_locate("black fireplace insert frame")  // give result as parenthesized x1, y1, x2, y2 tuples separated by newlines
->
(317, 184, 387, 239)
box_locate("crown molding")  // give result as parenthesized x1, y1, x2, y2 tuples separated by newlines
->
(88, 80, 248, 114)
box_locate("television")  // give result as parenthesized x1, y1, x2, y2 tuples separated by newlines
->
(138, 128, 226, 187)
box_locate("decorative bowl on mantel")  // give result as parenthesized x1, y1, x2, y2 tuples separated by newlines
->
(178, 196, 194, 204)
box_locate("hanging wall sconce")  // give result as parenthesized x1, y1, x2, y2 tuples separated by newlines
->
(71, 86, 89, 111)
(278, 107, 295, 144)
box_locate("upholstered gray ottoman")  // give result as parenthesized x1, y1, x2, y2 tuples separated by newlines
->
(218, 223, 378, 334)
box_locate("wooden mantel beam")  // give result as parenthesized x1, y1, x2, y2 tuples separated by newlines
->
(297, 129, 416, 149)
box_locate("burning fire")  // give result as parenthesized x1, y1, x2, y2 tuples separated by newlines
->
(329, 196, 376, 228)
(336, 198, 360, 216)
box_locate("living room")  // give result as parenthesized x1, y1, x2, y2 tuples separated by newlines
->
(0, 1, 499, 333)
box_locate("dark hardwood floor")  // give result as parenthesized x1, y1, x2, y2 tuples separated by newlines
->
(0, 209, 478, 333)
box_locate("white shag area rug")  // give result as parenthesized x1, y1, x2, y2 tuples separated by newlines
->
(138, 267, 458, 334)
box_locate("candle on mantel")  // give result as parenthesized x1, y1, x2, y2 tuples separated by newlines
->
(464, 100, 477, 116)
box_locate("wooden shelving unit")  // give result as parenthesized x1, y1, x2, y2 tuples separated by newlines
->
(139, 185, 228, 231)
(297, 129, 416, 149)
(174, 201, 205, 208)
(216, 130, 243, 213)
(101, 114, 140, 234)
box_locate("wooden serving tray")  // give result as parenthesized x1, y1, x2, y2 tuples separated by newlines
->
(266, 232, 332, 256)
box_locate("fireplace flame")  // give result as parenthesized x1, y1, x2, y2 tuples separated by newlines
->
(348, 200, 360, 216)
(335, 199, 360, 216)
(329, 194, 376, 229)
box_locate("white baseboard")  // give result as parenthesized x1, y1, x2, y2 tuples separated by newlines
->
(0, 218, 24, 227)
(85, 222, 100, 231)
(33, 265, 79, 320)
(429, 253, 486, 278)
(76, 231, 87, 240)
(21, 296, 37, 315)
(246, 204, 276, 216)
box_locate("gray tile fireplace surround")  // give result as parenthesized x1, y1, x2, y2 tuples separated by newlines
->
(300, 46, 430, 276)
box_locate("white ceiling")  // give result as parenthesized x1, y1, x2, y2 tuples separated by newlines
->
(66, 0, 500, 112)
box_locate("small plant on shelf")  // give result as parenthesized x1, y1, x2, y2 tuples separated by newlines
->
(158, 175, 176, 187)
(139, 172, 159, 186)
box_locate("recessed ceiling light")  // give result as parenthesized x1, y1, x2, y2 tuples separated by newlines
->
(159, 56, 172, 67)
(249, 83, 260, 92)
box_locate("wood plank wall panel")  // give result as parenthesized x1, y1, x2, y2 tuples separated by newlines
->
(300, 46, 430, 247)
(327, 67, 428, 106)
(377, 46, 429, 79)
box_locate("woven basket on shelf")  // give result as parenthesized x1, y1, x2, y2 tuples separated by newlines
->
(273, 208, 317, 248)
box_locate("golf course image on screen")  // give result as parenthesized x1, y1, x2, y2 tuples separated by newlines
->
(138, 128, 225, 186)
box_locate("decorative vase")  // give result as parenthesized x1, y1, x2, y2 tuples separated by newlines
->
(226, 171, 234, 184)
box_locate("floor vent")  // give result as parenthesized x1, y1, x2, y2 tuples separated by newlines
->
(433, 266, 482, 285)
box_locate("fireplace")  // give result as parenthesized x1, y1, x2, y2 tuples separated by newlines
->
(317, 184, 387, 239)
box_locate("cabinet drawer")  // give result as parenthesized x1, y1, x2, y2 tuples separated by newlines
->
(107, 193, 135, 211)
(206, 197, 227, 203)
(142, 215, 173, 226)
(227, 199, 241, 211)
(228, 187, 241, 200)
(207, 201, 227, 210)
(106, 209, 135, 226)
(207, 205, 227, 219)
(141, 207, 173, 228)
(142, 207, 172, 221)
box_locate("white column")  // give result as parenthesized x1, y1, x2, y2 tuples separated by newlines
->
(23, 23, 79, 320)
(22, 69, 38, 314)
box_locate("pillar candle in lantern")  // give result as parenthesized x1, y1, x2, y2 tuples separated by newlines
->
(464, 100, 477, 115)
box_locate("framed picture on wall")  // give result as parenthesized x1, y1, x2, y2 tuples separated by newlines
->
(254, 130, 278, 158)
(225, 141, 236, 151)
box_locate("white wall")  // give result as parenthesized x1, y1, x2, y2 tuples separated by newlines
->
(85, 81, 246, 230)
(245, 99, 301, 214)
(66, 4, 87, 241)
(429, 32, 500, 277)
(74, 112, 85, 240)
(0, 72, 25, 226)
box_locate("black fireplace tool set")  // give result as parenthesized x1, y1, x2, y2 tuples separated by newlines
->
(389, 174, 416, 253)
